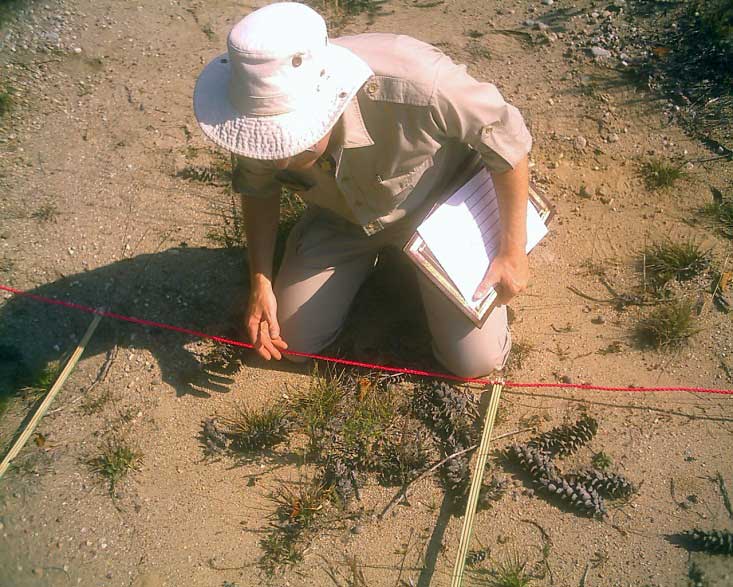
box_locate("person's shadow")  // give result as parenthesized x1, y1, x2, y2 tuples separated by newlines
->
(0, 245, 437, 401)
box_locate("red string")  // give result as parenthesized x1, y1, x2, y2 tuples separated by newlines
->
(2, 284, 731, 395)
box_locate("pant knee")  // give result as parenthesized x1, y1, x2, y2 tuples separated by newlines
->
(439, 350, 507, 379)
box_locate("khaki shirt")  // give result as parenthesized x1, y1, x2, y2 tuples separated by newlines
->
(232, 33, 532, 235)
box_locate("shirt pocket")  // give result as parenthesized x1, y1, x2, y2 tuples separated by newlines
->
(370, 157, 434, 213)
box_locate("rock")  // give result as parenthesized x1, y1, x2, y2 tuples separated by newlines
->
(592, 316, 606, 324)
(574, 136, 588, 150)
(579, 185, 592, 199)
(535, 22, 549, 31)
(544, 31, 559, 42)
(72, 46, 82, 54)
(607, 133, 619, 143)
(542, 0, 554, 4)
(560, 375, 573, 384)
(524, 19, 536, 27)
(590, 46, 611, 58)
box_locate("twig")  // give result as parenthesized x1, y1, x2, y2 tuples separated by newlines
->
(716, 472, 733, 520)
(378, 427, 535, 519)
(0, 313, 103, 479)
(396, 528, 414, 587)
(521, 519, 553, 584)
(207, 558, 255, 571)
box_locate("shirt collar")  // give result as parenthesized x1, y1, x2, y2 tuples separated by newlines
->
(339, 92, 374, 149)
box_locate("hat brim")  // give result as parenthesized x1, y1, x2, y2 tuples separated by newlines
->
(193, 44, 373, 160)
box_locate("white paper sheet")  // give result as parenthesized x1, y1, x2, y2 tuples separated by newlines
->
(416, 168, 548, 304)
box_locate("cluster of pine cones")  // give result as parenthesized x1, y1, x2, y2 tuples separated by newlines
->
(504, 414, 635, 518)
(673, 529, 733, 555)
(412, 381, 507, 508)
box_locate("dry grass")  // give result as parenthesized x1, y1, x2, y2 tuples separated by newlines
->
(90, 437, 142, 493)
(220, 403, 290, 452)
(636, 299, 698, 349)
(640, 158, 686, 190)
(642, 238, 710, 288)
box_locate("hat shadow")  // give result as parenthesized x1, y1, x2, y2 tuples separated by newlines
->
(0, 246, 438, 402)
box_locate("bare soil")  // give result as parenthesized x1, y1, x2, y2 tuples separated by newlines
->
(1, 0, 732, 586)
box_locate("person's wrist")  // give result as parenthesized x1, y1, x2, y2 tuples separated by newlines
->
(251, 272, 273, 290)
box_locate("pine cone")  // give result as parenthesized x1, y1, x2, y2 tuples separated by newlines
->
(528, 414, 598, 456)
(565, 468, 636, 498)
(465, 549, 488, 567)
(200, 418, 229, 455)
(678, 529, 733, 555)
(503, 444, 558, 482)
(478, 475, 508, 510)
(412, 381, 477, 446)
(538, 475, 607, 518)
(322, 457, 358, 503)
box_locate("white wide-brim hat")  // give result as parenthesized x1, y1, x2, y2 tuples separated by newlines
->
(193, 2, 373, 160)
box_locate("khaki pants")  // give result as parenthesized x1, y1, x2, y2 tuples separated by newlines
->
(274, 208, 511, 378)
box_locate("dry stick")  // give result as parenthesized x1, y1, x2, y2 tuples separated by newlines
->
(450, 382, 503, 587)
(716, 472, 733, 520)
(378, 426, 534, 519)
(0, 312, 103, 479)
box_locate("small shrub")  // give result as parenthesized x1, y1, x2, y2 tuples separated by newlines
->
(469, 550, 534, 587)
(636, 299, 698, 349)
(270, 478, 329, 530)
(591, 451, 613, 470)
(31, 203, 59, 223)
(220, 403, 290, 452)
(640, 158, 686, 190)
(642, 239, 710, 287)
(90, 438, 142, 493)
(0, 86, 13, 117)
(259, 528, 304, 576)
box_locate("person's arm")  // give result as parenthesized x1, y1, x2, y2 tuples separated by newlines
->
(243, 193, 288, 360)
(472, 155, 529, 304)
(232, 156, 288, 360)
(428, 53, 533, 306)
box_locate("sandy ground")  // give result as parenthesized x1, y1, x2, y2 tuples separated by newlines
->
(1, 0, 732, 585)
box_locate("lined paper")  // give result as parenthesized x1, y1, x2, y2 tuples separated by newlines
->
(417, 168, 548, 306)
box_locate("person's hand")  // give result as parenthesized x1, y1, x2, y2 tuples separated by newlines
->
(246, 278, 288, 360)
(473, 251, 529, 306)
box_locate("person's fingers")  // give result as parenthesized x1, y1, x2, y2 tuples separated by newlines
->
(473, 267, 499, 301)
(262, 307, 281, 340)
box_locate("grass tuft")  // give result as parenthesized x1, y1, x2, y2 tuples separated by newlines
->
(0, 86, 13, 117)
(642, 238, 710, 287)
(288, 365, 346, 454)
(470, 550, 534, 586)
(636, 299, 698, 349)
(220, 403, 290, 452)
(31, 203, 59, 223)
(90, 437, 142, 493)
(270, 478, 330, 530)
(640, 158, 686, 190)
(703, 199, 733, 239)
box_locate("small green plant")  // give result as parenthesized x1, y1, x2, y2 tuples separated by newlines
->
(289, 365, 346, 454)
(0, 86, 13, 117)
(470, 550, 534, 586)
(636, 299, 698, 349)
(270, 478, 329, 530)
(259, 528, 304, 576)
(20, 360, 60, 397)
(703, 199, 733, 239)
(466, 39, 492, 61)
(0, 255, 15, 273)
(32, 203, 59, 223)
(505, 340, 534, 372)
(259, 477, 330, 576)
(591, 451, 613, 470)
(640, 158, 686, 190)
(90, 437, 142, 493)
(220, 403, 290, 452)
(642, 238, 710, 287)
(206, 193, 245, 249)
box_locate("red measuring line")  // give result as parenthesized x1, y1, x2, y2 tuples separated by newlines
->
(2, 283, 732, 395)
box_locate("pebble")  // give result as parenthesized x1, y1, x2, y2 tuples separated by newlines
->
(560, 375, 573, 384)
(542, 0, 554, 4)
(574, 136, 587, 150)
(592, 316, 606, 324)
(72, 46, 82, 54)
(607, 133, 619, 143)
(535, 22, 549, 31)
(591, 46, 612, 58)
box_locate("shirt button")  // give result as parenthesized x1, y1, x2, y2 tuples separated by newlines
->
(366, 80, 379, 97)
